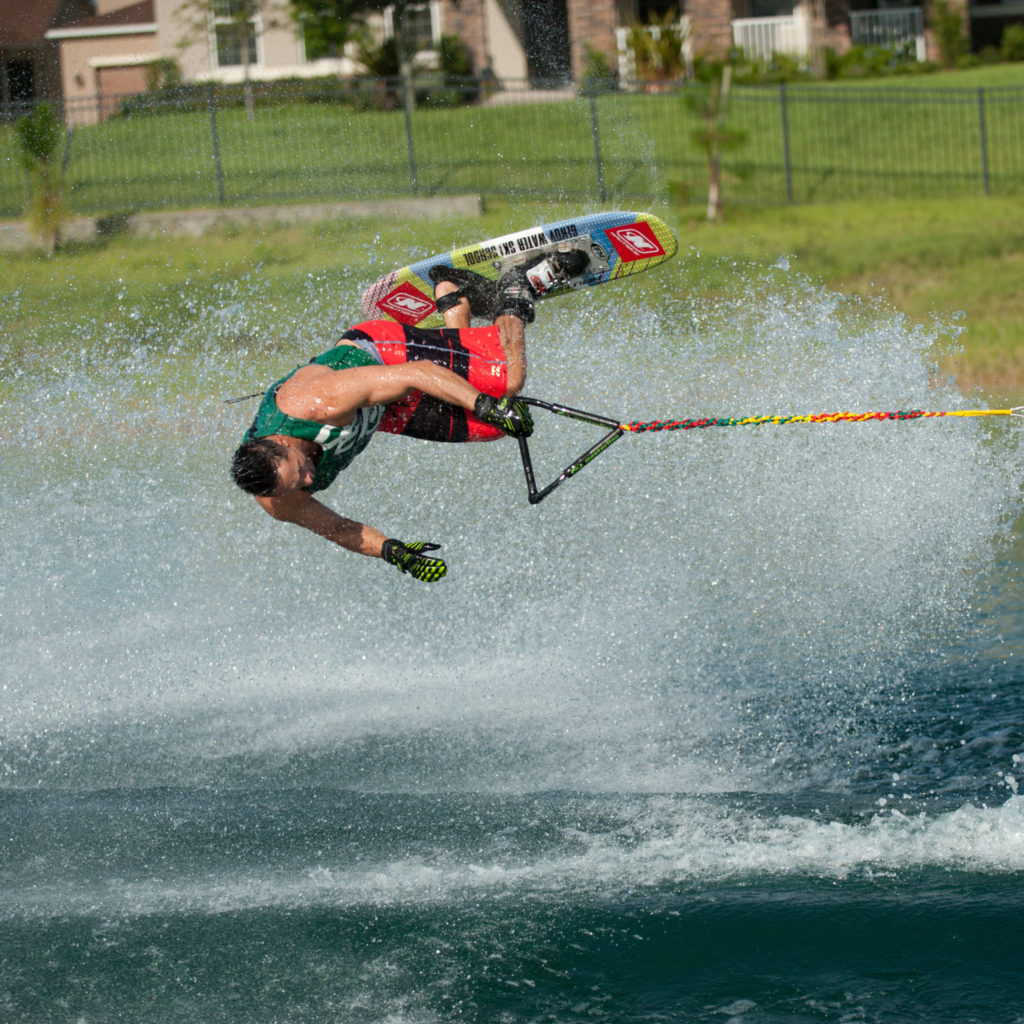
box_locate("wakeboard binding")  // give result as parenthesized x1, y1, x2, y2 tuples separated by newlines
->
(429, 264, 500, 320)
(430, 248, 592, 326)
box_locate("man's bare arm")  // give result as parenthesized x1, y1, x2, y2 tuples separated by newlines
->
(255, 490, 386, 556)
(279, 361, 489, 425)
(254, 488, 448, 581)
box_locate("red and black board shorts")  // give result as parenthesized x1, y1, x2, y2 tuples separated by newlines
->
(341, 320, 508, 443)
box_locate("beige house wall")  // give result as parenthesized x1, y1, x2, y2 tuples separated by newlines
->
(155, 0, 299, 80)
(157, 0, 351, 83)
(486, 0, 528, 78)
(248, 0, 305, 71)
(58, 30, 157, 122)
(153, 0, 187, 70)
(436, 0, 535, 79)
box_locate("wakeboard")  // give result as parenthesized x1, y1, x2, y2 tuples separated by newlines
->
(360, 210, 677, 327)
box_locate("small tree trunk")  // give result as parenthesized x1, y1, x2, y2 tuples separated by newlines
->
(240, 20, 255, 121)
(705, 66, 731, 223)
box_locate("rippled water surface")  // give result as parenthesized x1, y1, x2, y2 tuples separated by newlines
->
(3, 260, 1023, 1022)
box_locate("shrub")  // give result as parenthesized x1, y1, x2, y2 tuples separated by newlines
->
(825, 43, 921, 79)
(145, 58, 181, 92)
(628, 7, 689, 83)
(721, 49, 810, 85)
(16, 102, 70, 254)
(1000, 23, 1024, 61)
(930, 0, 968, 67)
(416, 35, 480, 107)
(439, 34, 472, 78)
(579, 46, 618, 96)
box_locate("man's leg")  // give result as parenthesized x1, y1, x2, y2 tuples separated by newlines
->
(434, 279, 471, 330)
(494, 314, 526, 396)
(434, 280, 527, 395)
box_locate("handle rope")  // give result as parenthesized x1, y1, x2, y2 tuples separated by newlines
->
(516, 400, 1023, 503)
(619, 406, 1024, 433)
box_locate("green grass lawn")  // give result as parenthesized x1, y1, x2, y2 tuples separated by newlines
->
(668, 195, 1024, 393)
(3, 64, 1024, 218)
(3, 195, 1022, 397)
(819, 62, 1024, 88)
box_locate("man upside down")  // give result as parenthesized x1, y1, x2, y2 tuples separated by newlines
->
(230, 255, 576, 582)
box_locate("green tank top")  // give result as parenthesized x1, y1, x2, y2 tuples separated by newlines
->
(246, 344, 385, 493)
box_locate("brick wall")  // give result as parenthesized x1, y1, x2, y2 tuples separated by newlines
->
(685, 0, 736, 56)
(566, 0, 618, 79)
(441, 0, 487, 73)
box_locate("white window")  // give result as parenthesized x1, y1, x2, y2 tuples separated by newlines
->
(213, 1, 260, 67)
(386, 3, 438, 52)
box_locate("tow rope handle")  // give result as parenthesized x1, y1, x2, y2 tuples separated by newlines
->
(516, 398, 626, 504)
(514, 397, 1024, 504)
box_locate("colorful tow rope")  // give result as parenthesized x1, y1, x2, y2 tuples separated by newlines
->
(620, 407, 1024, 433)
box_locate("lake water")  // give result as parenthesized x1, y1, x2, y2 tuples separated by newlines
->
(2, 260, 1023, 1022)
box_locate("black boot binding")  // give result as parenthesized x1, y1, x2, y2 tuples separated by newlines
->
(429, 265, 499, 320)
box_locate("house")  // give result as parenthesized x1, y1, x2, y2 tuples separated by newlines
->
(0, 0, 94, 114)
(27, 0, 1017, 126)
(45, 0, 362, 124)
(449, 0, 700, 81)
(45, 0, 158, 121)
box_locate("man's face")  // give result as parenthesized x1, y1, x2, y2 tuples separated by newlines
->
(269, 446, 316, 496)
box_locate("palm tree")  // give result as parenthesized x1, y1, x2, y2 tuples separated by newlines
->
(16, 102, 69, 255)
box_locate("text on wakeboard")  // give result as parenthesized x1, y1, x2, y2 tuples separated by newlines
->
(462, 224, 582, 266)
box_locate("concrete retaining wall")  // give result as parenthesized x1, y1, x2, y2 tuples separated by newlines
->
(0, 195, 483, 251)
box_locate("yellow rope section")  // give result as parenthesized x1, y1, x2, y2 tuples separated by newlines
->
(619, 407, 1024, 433)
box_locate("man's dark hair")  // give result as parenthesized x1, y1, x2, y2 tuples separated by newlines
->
(231, 437, 289, 496)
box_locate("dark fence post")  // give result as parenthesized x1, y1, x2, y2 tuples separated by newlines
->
(206, 83, 226, 205)
(61, 125, 73, 177)
(401, 75, 419, 196)
(780, 83, 793, 203)
(586, 79, 608, 203)
(977, 86, 990, 196)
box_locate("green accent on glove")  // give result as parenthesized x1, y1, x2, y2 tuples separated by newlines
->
(474, 393, 534, 438)
(381, 539, 448, 582)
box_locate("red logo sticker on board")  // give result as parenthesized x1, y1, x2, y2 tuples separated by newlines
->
(377, 283, 436, 324)
(606, 222, 666, 262)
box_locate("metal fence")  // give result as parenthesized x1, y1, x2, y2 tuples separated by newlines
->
(2, 76, 1023, 220)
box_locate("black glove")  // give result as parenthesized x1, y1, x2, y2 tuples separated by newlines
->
(381, 539, 447, 582)
(474, 393, 534, 438)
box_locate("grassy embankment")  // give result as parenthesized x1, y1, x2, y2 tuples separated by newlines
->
(4, 67, 1024, 393)
(676, 196, 1024, 395)
(4, 195, 1022, 396)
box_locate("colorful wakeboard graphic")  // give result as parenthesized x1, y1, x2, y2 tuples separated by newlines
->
(361, 211, 678, 327)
